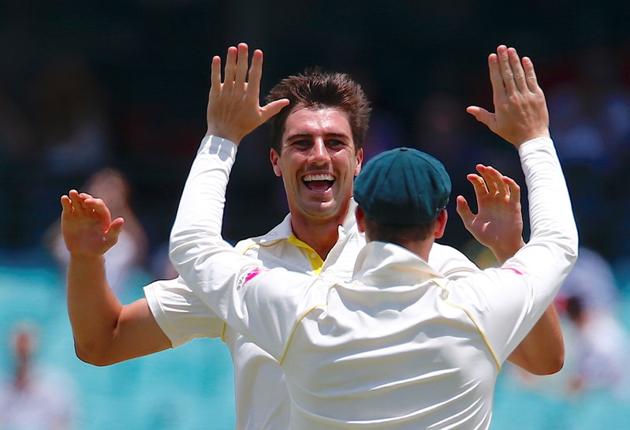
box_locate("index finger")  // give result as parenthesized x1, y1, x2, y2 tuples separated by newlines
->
(246, 49, 263, 100)
(60, 195, 73, 214)
(210, 56, 221, 98)
(522, 57, 540, 93)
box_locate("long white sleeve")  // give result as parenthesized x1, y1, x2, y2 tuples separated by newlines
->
(507, 136, 579, 274)
(452, 136, 579, 364)
(168, 136, 312, 360)
(169, 135, 236, 249)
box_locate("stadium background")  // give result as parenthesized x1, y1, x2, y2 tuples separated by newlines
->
(1, 1, 629, 428)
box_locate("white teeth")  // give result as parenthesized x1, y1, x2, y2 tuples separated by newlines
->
(303, 174, 334, 182)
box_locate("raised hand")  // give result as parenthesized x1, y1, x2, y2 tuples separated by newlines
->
(60, 190, 124, 257)
(456, 164, 525, 263)
(467, 45, 549, 147)
(206, 43, 290, 144)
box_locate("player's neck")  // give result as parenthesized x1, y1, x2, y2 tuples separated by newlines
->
(367, 235, 433, 263)
(403, 239, 433, 263)
(290, 213, 345, 260)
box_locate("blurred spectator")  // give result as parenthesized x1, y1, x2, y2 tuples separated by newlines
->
(555, 247, 630, 396)
(565, 295, 629, 396)
(48, 168, 148, 293)
(30, 57, 110, 177)
(0, 86, 32, 161)
(0, 323, 77, 430)
(559, 247, 620, 313)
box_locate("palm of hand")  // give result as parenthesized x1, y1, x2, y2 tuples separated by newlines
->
(60, 191, 121, 257)
(62, 211, 111, 257)
(468, 192, 523, 249)
(457, 165, 525, 262)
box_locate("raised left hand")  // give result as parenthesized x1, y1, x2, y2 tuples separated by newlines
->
(466, 45, 549, 147)
(456, 164, 525, 263)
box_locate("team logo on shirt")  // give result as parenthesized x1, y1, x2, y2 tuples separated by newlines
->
(237, 266, 265, 289)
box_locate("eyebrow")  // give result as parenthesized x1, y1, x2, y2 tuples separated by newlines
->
(285, 133, 351, 141)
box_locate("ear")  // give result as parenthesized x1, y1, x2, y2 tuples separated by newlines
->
(433, 209, 448, 239)
(354, 147, 364, 176)
(355, 206, 366, 233)
(270, 148, 282, 177)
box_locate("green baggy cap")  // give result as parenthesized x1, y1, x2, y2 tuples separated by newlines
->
(354, 147, 451, 225)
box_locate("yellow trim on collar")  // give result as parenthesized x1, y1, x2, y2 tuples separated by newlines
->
(287, 234, 324, 275)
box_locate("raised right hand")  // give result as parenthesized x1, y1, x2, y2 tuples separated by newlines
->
(60, 190, 124, 257)
(206, 43, 289, 144)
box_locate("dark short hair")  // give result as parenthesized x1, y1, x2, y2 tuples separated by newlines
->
(266, 69, 371, 153)
(364, 216, 437, 247)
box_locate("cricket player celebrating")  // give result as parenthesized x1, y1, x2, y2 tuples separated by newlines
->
(164, 44, 577, 428)
(62, 45, 566, 429)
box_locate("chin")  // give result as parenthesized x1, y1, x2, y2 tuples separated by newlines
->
(303, 203, 342, 220)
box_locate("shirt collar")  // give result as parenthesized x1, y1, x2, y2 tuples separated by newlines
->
(353, 241, 442, 287)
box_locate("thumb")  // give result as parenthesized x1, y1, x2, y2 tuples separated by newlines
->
(456, 195, 474, 228)
(260, 98, 290, 122)
(466, 106, 496, 131)
(104, 217, 125, 248)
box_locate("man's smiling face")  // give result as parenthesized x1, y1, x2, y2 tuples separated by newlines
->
(270, 106, 363, 223)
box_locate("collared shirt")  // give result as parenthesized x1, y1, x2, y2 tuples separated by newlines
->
(148, 136, 485, 429)
(145, 210, 477, 429)
(167, 136, 577, 429)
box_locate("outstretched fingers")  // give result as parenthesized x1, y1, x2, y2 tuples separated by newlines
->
(83, 197, 113, 228)
(488, 52, 505, 101)
(235, 43, 249, 90)
(508, 47, 527, 92)
(60, 194, 72, 213)
(504, 176, 521, 205)
(246, 49, 263, 100)
(477, 165, 511, 199)
(482, 165, 508, 195)
(467, 171, 489, 198)
(68, 190, 89, 216)
(210, 56, 222, 98)
(261, 98, 290, 122)
(456, 195, 475, 228)
(104, 217, 125, 247)
(81, 196, 125, 245)
(522, 56, 540, 93)
(497, 45, 515, 95)
(465, 105, 496, 131)
(222, 46, 238, 92)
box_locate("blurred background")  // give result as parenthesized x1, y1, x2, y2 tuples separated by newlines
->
(1, 1, 629, 428)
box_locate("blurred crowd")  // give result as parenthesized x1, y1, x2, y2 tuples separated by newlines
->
(0, 2, 628, 267)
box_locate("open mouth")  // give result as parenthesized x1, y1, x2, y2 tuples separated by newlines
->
(303, 173, 335, 191)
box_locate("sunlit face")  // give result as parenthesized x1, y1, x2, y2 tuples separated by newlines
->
(270, 106, 363, 223)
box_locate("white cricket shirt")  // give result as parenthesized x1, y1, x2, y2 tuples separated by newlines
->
(145, 136, 479, 429)
(169, 136, 578, 429)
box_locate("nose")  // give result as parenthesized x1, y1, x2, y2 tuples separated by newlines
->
(308, 138, 330, 164)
